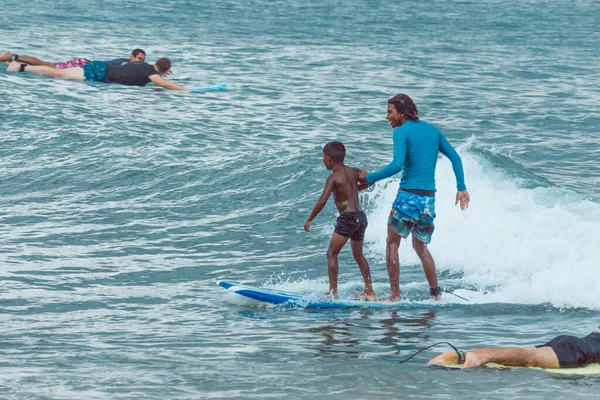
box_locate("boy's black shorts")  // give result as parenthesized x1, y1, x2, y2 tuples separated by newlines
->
(334, 211, 368, 241)
(537, 333, 600, 368)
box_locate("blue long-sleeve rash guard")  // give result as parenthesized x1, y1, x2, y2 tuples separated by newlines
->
(365, 120, 467, 192)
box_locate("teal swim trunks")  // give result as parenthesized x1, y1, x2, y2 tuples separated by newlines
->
(82, 61, 107, 82)
(388, 189, 436, 243)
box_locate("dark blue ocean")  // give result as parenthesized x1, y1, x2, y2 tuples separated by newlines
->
(1, 0, 599, 398)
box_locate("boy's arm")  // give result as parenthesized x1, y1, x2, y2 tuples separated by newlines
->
(357, 183, 373, 191)
(304, 175, 335, 232)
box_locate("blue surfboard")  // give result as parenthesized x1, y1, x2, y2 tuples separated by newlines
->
(191, 83, 227, 91)
(217, 280, 449, 309)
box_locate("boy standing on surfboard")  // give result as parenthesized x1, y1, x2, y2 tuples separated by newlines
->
(304, 141, 376, 300)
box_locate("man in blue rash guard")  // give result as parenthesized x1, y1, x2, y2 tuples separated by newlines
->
(358, 94, 470, 302)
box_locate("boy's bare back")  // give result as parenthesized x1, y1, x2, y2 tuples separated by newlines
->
(329, 165, 362, 214)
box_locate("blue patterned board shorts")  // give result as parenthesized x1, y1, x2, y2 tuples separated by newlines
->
(82, 61, 107, 82)
(388, 189, 436, 244)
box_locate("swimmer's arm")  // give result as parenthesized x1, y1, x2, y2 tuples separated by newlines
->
(149, 74, 190, 91)
(304, 175, 335, 232)
(357, 183, 373, 191)
(439, 134, 467, 191)
(365, 127, 408, 184)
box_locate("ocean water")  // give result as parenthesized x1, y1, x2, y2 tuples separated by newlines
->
(1, 0, 599, 398)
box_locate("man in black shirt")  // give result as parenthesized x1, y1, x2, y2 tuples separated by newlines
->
(7, 57, 189, 91)
(428, 327, 600, 369)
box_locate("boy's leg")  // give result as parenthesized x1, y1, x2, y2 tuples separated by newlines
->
(326, 232, 349, 298)
(7, 62, 84, 79)
(350, 240, 375, 300)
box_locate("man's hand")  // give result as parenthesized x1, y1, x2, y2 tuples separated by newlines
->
(304, 220, 312, 232)
(455, 190, 470, 210)
(358, 169, 368, 183)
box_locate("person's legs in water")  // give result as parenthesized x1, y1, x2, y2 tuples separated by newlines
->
(7, 61, 84, 79)
(1, 51, 90, 69)
(325, 232, 350, 299)
(0, 51, 13, 63)
(1, 51, 56, 67)
(54, 58, 90, 69)
(428, 347, 560, 369)
(350, 239, 375, 300)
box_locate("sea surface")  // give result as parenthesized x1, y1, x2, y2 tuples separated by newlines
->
(1, 0, 599, 399)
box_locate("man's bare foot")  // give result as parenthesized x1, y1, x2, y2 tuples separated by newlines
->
(355, 291, 376, 301)
(427, 350, 459, 365)
(431, 295, 440, 301)
(0, 51, 12, 62)
(7, 61, 22, 72)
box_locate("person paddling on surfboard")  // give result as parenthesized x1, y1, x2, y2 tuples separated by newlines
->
(0, 49, 155, 71)
(6, 57, 187, 91)
(304, 141, 376, 301)
(358, 94, 470, 302)
(428, 326, 600, 369)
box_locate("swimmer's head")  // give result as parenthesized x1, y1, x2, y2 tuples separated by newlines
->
(323, 141, 345, 169)
(155, 57, 172, 76)
(130, 49, 146, 63)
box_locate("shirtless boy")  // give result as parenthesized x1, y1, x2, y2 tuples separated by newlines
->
(304, 141, 375, 300)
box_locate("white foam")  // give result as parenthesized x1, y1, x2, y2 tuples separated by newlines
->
(361, 139, 600, 310)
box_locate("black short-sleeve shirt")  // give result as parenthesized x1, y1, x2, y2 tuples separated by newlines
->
(104, 62, 159, 86)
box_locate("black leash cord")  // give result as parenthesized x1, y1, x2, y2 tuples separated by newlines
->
(442, 289, 469, 302)
(398, 341, 460, 364)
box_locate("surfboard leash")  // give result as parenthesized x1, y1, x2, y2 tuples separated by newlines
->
(397, 342, 463, 364)
(441, 289, 469, 302)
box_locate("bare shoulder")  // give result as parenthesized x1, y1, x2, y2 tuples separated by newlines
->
(346, 166, 361, 177)
(325, 172, 337, 184)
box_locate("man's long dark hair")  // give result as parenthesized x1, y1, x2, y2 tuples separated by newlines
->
(388, 94, 419, 121)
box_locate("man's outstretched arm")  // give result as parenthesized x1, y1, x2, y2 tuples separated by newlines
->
(364, 127, 408, 185)
(149, 74, 190, 91)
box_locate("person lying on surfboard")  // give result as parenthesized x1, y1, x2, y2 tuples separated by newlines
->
(428, 327, 600, 369)
(0, 49, 160, 71)
(6, 57, 187, 91)
(304, 141, 375, 301)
